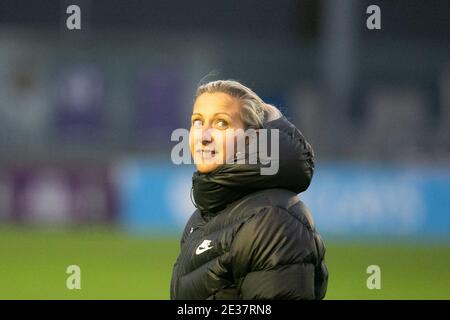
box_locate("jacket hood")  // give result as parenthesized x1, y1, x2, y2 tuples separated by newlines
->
(192, 116, 314, 220)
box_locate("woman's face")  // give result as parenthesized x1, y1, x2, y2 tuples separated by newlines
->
(189, 92, 245, 173)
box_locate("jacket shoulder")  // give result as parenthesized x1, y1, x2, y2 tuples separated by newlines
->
(228, 189, 320, 275)
(227, 188, 316, 230)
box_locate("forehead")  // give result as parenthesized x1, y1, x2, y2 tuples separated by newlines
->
(193, 92, 240, 117)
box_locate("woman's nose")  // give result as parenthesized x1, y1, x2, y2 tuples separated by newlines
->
(201, 129, 213, 145)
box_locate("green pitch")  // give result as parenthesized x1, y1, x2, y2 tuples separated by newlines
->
(0, 227, 449, 299)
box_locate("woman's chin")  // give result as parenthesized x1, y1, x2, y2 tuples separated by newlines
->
(196, 162, 221, 173)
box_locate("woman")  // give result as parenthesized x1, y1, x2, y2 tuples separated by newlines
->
(170, 80, 328, 300)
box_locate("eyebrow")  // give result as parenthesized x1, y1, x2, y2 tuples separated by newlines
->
(191, 112, 232, 118)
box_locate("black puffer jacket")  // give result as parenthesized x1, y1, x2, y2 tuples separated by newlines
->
(170, 116, 328, 300)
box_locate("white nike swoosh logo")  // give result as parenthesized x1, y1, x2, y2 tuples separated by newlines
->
(195, 240, 213, 255)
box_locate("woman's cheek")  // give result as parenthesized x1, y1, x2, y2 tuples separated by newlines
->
(189, 129, 199, 160)
(222, 130, 236, 163)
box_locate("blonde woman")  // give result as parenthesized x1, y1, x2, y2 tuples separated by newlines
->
(170, 80, 327, 300)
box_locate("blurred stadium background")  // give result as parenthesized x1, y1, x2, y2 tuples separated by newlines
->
(0, 0, 449, 299)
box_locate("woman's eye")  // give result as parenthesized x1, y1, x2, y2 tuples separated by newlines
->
(216, 119, 228, 129)
(192, 119, 203, 128)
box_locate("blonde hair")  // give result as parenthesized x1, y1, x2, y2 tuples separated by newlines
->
(195, 80, 281, 129)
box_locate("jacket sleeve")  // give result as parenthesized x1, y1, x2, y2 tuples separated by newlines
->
(170, 209, 201, 299)
(264, 116, 315, 193)
(229, 206, 321, 300)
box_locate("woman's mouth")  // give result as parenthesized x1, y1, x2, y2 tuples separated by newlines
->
(196, 149, 218, 160)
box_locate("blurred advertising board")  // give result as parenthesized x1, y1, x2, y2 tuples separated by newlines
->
(0, 164, 117, 225)
(114, 160, 450, 237)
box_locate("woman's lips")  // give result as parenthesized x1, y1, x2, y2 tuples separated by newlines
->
(196, 149, 218, 160)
